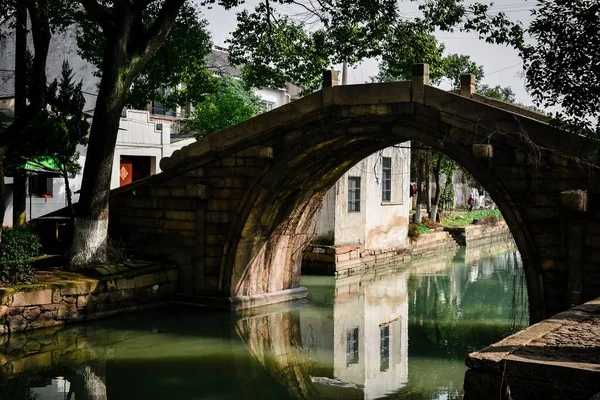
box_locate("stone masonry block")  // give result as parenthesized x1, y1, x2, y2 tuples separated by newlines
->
(159, 220, 195, 231)
(12, 289, 53, 307)
(133, 274, 160, 289)
(207, 212, 232, 224)
(164, 210, 196, 221)
(167, 269, 178, 282)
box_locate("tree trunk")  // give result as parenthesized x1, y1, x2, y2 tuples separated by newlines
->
(63, 165, 74, 218)
(424, 151, 432, 213)
(430, 156, 442, 221)
(12, 174, 27, 226)
(12, 2, 27, 227)
(414, 150, 425, 224)
(0, 146, 6, 240)
(69, 85, 125, 267)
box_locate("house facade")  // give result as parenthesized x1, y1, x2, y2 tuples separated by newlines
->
(1, 109, 193, 225)
(305, 145, 412, 274)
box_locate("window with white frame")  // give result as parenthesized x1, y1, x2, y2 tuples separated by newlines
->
(348, 176, 361, 212)
(382, 157, 392, 202)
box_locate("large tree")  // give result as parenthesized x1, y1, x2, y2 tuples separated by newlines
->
(68, 0, 192, 266)
(522, 0, 599, 137)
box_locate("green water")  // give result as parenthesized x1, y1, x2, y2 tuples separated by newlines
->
(0, 243, 528, 400)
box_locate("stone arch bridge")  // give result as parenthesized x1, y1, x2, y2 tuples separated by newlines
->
(109, 65, 600, 323)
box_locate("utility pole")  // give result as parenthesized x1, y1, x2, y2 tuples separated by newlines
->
(342, 59, 348, 85)
(13, 3, 28, 227)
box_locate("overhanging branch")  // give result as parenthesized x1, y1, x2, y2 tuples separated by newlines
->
(78, 0, 111, 30)
(137, 0, 185, 69)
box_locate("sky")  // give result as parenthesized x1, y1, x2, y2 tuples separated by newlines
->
(200, 0, 538, 107)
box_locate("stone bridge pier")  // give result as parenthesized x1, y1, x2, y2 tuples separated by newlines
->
(109, 65, 600, 322)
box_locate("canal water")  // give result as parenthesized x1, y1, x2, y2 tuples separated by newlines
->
(0, 242, 527, 400)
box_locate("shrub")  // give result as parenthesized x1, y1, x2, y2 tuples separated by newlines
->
(408, 223, 421, 242)
(0, 227, 41, 285)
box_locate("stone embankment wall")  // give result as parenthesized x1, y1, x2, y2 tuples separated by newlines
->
(302, 230, 457, 276)
(302, 243, 411, 276)
(0, 267, 177, 336)
(464, 297, 600, 400)
(444, 221, 511, 246)
(409, 230, 458, 257)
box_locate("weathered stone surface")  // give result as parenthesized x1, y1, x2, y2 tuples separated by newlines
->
(57, 302, 78, 320)
(12, 289, 53, 307)
(0, 305, 8, 319)
(8, 315, 28, 331)
(23, 307, 41, 321)
(465, 297, 600, 399)
(133, 274, 160, 288)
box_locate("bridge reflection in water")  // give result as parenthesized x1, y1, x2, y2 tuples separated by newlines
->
(0, 241, 526, 400)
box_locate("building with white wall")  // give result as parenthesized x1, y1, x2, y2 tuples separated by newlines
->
(1, 109, 193, 225)
(305, 145, 411, 273)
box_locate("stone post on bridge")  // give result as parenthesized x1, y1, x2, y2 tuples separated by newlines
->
(460, 74, 476, 97)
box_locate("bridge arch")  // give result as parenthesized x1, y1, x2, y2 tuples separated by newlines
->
(110, 67, 599, 323)
(223, 112, 543, 321)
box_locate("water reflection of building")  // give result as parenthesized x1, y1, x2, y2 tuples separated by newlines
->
(303, 268, 409, 400)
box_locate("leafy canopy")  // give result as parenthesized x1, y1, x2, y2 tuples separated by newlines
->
(186, 76, 264, 138)
(226, 0, 516, 91)
(522, 0, 600, 136)
(76, 0, 216, 110)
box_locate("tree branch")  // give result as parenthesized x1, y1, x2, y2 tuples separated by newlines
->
(78, 0, 111, 30)
(136, 0, 185, 70)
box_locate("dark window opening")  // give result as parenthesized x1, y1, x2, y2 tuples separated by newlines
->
(348, 176, 361, 212)
(382, 157, 392, 202)
(29, 176, 53, 198)
(380, 324, 390, 371)
(346, 327, 359, 365)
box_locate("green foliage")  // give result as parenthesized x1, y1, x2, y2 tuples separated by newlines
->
(6, 60, 89, 178)
(0, 227, 41, 285)
(477, 84, 516, 103)
(441, 53, 484, 89)
(373, 22, 446, 83)
(521, 0, 600, 138)
(76, 1, 215, 110)
(228, 10, 331, 91)
(442, 209, 502, 227)
(186, 77, 265, 138)
(440, 183, 455, 211)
